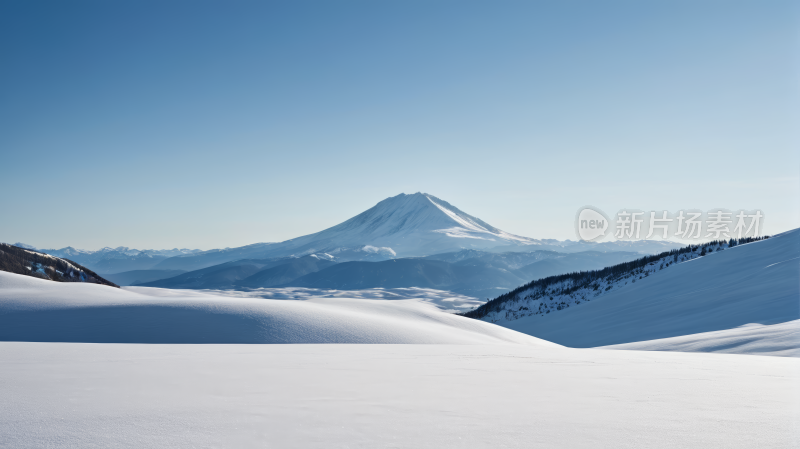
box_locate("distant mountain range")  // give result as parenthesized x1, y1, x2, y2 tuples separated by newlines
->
(9, 245, 203, 274)
(286, 250, 648, 299)
(139, 255, 337, 290)
(102, 269, 188, 287)
(138, 249, 642, 299)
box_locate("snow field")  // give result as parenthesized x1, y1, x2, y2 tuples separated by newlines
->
(0, 343, 796, 448)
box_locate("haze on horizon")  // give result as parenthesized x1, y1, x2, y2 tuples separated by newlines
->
(1, 1, 797, 251)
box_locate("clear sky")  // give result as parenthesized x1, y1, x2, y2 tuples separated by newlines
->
(1, 0, 798, 250)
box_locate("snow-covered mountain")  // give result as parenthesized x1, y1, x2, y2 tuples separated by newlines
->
(465, 231, 798, 352)
(296, 192, 537, 253)
(0, 244, 118, 287)
(158, 193, 540, 269)
(157, 192, 673, 272)
(14, 193, 684, 274)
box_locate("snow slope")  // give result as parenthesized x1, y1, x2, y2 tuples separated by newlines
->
(0, 343, 796, 448)
(604, 320, 800, 357)
(0, 271, 548, 345)
(488, 229, 799, 350)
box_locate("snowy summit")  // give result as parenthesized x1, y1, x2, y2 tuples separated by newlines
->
(155, 193, 547, 271)
(278, 192, 539, 256)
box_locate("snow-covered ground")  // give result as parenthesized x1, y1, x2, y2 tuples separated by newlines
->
(0, 271, 535, 344)
(604, 319, 800, 357)
(1, 343, 797, 448)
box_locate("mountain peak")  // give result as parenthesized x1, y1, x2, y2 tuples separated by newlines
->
(292, 192, 537, 256)
(154, 193, 543, 270)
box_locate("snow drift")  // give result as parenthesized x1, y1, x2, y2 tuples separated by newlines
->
(603, 319, 800, 357)
(0, 271, 552, 345)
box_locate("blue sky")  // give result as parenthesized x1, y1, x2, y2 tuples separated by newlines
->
(1, 0, 798, 250)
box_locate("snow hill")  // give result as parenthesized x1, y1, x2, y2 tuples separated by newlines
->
(467, 229, 799, 351)
(0, 270, 552, 345)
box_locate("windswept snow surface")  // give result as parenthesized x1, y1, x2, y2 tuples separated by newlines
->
(0, 271, 543, 345)
(490, 229, 800, 352)
(1, 343, 797, 448)
(604, 320, 800, 357)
